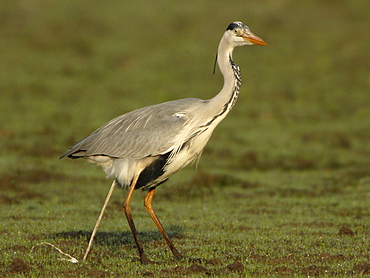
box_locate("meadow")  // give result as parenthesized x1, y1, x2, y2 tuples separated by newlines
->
(0, 0, 369, 276)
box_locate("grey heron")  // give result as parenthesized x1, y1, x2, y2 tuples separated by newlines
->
(60, 21, 266, 264)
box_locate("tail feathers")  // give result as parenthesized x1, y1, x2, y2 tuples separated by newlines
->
(60, 147, 86, 159)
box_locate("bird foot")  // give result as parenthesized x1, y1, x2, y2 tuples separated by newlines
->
(172, 252, 183, 261)
(132, 255, 159, 265)
(171, 251, 204, 264)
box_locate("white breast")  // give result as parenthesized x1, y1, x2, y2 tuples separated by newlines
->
(163, 126, 214, 178)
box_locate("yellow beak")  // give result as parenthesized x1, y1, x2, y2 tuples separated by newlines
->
(242, 32, 267, 46)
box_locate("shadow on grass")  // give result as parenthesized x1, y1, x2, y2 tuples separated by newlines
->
(52, 225, 184, 246)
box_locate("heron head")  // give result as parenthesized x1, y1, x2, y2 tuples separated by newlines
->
(226, 21, 267, 47)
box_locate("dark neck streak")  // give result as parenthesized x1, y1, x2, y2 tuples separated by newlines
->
(200, 54, 241, 128)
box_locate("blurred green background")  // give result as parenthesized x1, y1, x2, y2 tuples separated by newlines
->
(0, 0, 369, 276)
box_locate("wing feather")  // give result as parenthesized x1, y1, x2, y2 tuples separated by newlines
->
(61, 98, 203, 159)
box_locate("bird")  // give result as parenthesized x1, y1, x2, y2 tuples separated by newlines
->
(60, 21, 266, 264)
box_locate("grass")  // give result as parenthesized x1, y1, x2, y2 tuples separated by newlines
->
(0, 0, 369, 276)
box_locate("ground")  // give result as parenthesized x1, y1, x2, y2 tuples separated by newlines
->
(0, 0, 369, 276)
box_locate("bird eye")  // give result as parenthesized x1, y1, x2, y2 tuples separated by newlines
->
(233, 29, 239, 35)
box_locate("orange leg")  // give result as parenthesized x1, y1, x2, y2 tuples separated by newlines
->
(144, 188, 183, 261)
(122, 176, 155, 264)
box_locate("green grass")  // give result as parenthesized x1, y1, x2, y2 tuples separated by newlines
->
(0, 0, 369, 276)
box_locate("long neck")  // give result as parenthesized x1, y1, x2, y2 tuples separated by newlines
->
(205, 37, 241, 126)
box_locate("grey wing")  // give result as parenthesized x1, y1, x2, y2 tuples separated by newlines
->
(61, 98, 202, 159)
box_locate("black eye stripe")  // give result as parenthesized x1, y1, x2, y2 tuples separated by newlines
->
(226, 22, 240, 31)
